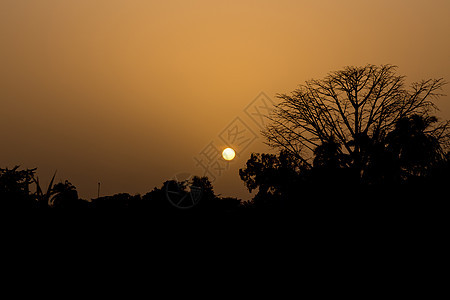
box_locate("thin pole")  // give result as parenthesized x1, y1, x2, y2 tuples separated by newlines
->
(98, 182, 101, 198)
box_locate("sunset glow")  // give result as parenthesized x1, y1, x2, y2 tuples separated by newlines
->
(1, 0, 449, 201)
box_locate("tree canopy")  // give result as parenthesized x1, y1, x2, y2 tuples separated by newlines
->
(263, 65, 449, 181)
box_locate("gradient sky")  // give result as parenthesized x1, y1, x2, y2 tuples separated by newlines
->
(1, 0, 449, 200)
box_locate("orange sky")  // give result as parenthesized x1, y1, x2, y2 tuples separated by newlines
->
(1, 0, 449, 200)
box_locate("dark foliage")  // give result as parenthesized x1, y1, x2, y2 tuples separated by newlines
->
(2, 65, 448, 222)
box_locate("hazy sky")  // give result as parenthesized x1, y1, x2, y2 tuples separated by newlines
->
(1, 0, 449, 200)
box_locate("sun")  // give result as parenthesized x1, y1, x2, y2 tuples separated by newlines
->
(222, 147, 236, 161)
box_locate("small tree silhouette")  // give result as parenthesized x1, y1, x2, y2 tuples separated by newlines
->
(50, 180, 82, 209)
(0, 166, 37, 208)
(239, 151, 305, 209)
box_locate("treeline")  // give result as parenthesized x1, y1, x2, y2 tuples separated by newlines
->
(2, 65, 450, 217)
(2, 113, 450, 214)
(0, 167, 243, 214)
(1, 151, 449, 215)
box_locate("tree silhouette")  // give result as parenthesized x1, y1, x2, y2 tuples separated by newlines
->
(50, 180, 85, 209)
(191, 176, 215, 202)
(239, 151, 305, 209)
(263, 65, 449, 181)
(0, 166, 37, 208)
(239, 65, 450, 212)
(0, 166, 89, 209)
(386, 115, 445, 178)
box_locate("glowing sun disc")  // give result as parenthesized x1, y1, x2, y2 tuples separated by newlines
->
(222, 147, 236, 161)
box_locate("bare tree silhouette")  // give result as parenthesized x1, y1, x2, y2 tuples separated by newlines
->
(263, 65, 449, 179)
